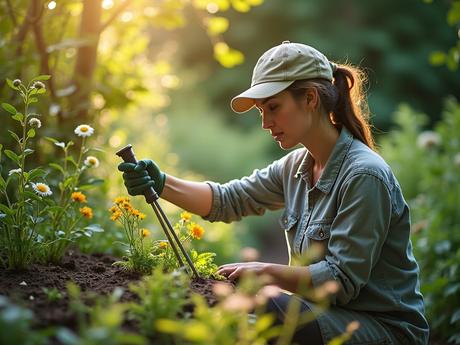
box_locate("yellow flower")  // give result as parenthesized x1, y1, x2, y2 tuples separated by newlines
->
(141, 228, 151, 237)
(109, 205, 118, 213)
(187, 222, 204, 240)
(121, 201, 132, 210)
(114, 196, 130, 204)
(79, 206, 93, 219)
(71, 191, 87, 203)
(159, 241, 168, 249)
(180, 211, 192, 222)
(130, 208, 146, 220)
(110, 211, 122, 221)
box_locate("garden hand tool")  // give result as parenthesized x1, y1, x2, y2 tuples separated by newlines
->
(116, 144, 199, 278)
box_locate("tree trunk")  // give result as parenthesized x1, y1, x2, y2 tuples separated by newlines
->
(68, 0, 102, 122)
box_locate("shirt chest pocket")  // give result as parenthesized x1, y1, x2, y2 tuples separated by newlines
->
(279, 212, 299, 251)
(302, 222, 332, 261)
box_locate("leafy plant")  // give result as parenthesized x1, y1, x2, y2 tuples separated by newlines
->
(110, 197, 156, 274)
(42, 287, 64, 302)
(56, 282, 146, 345)
(0, 77, 104, 269)
(128, 267, 190, 342)
(380, 98, 460, 343)
(0, 295, 47, 345)
(110, 204, 224, 278)
(0, 76, 52, 269)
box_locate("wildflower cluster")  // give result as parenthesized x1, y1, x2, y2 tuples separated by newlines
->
(110, 197, 154, 274)
(154, 211, 222, 278)
(0, 76, 103, 269)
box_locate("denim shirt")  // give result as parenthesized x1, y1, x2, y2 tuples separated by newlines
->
(204, 127, 429, 343)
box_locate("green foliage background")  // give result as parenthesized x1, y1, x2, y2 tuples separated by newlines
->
(1, 0, 459, 342)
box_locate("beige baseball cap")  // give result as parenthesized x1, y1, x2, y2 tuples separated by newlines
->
(231, 41, 337, 113)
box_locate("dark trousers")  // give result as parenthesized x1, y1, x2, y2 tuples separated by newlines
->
(265, 292, 324, 345)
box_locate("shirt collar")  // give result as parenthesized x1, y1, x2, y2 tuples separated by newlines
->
(294, 127, 354, 193)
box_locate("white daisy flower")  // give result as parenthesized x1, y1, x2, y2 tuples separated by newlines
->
(8, 168, 22, 176)
(74, 124, 94, 137)
(31, 81, 45, 90)
(417, 131, 441, 150)
(28, 117, 42, 128)
(84, 156, 100, 168)
(31, 182, 53, 196)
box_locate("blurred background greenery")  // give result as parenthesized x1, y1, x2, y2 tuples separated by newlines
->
(1, 0, 459, 342)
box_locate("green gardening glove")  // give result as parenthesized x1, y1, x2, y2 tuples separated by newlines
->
(117, 159, 166, 197)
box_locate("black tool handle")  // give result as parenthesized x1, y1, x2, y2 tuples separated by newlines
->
(116, 144, 158, 203)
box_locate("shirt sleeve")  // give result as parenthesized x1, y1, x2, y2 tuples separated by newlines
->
(202, 158, 286, 223)
(308, 172, 392, 306)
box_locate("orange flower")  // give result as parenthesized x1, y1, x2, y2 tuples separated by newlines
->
(131, 208, 146, 220)
(121, 201, 132, 210)
(71, 191, 87, 203)
(180, 211, 192, 222)
(114, 196, 130, 205)
(187, 222, 204, 240)
(110, 211, 122, 221)
(141, 228, 151, 237)
(79, 206, 93, 219)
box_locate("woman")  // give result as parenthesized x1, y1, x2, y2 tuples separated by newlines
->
(118, 41, 429, 344)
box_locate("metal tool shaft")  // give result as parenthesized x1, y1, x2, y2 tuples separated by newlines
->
(116, 144, 199, 278)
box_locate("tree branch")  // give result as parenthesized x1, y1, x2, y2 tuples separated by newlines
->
(99, 0, 133, 33)
(4, 0, 18, 26)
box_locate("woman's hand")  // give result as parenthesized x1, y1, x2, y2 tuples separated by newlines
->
(217, 262, 271, 281)
(218, 262, 314, 294)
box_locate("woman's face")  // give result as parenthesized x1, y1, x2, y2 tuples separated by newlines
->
(255, 90, 315, 150)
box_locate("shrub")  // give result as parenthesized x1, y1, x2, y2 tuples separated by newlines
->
(380, 98, 460, 343)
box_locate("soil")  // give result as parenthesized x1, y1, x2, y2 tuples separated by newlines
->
(0, 251, 449, 345)
(0, 249, 231, 333)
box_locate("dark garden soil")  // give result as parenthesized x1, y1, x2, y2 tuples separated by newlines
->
(0, 249, 231, 332)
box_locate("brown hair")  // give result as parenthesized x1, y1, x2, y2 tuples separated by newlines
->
(287, 64, 375, 150)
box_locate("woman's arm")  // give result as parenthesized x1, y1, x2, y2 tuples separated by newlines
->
(162, 174, 213, 217)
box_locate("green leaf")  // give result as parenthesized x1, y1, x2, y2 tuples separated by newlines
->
(23, 148, 34, 157)
(36, 88, 46, 95)
(44, 136, 58, 144)
(78, 178, 104, 190)
(49, 163, 65, 175)
(28, 168, 47, 180)
(8, 130, 21, 143)
(31, 75, 51, 82)
(65, 156, 78, 168)
(28, 97, 38, 105)
(2, 103, 17, 115)
(0, 203, 14, 216)
(84, 224, 104, 233)
(447, 2, 460, 26)
(27, 128, 36, 138)
(11, 112, 24, 122)
(4, 149, 20, 165)
(451, 310, 460, 324)
(24, 190, 43, 201)
(6, 78, 19, 90)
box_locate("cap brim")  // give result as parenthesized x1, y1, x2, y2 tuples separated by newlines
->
(230, 80, 295, 114)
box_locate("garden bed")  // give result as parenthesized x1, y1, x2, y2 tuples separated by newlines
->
(0, 249, 226, 331)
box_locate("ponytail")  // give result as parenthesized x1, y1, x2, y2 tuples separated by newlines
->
(288, 64, 375, 151)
